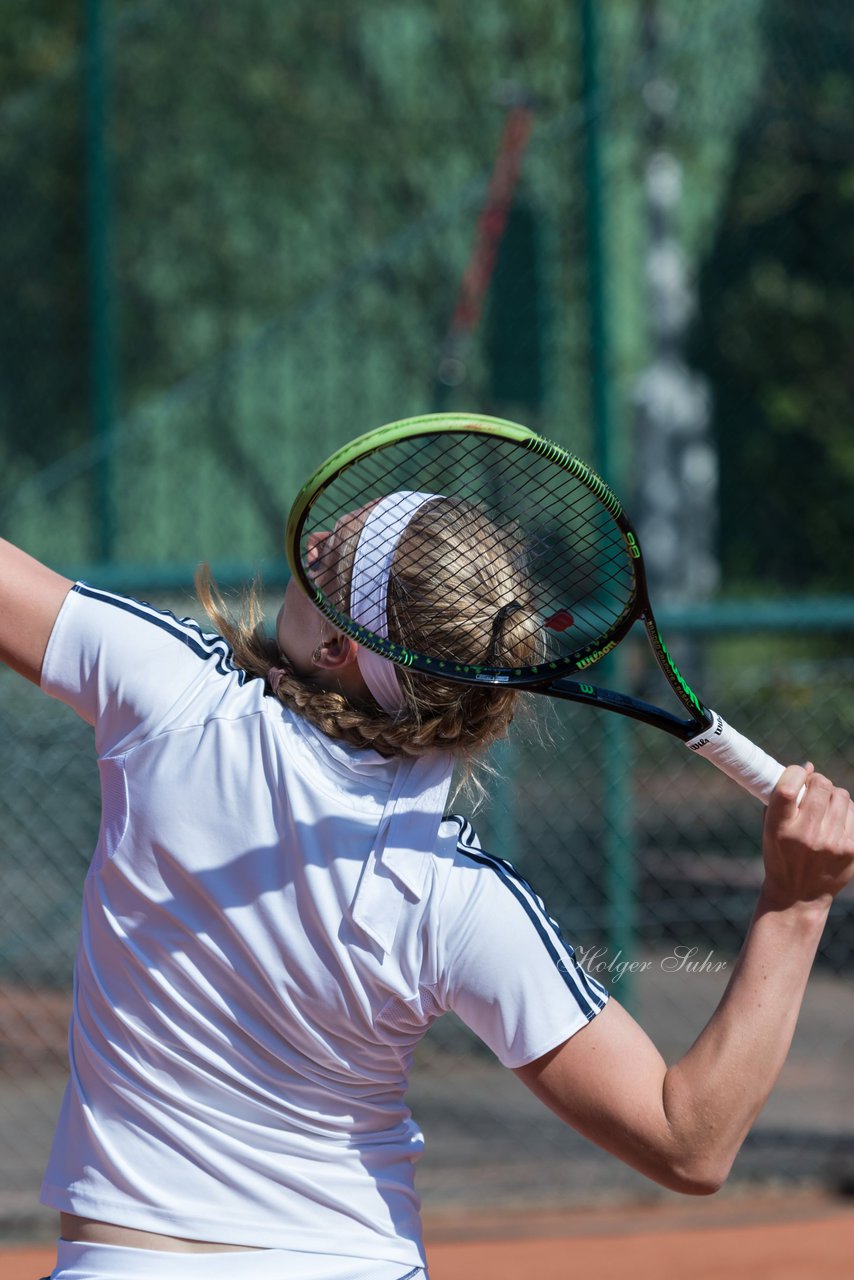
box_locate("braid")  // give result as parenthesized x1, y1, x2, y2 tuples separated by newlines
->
(196, 491, 541, 790)
(270, 668, 516, 762)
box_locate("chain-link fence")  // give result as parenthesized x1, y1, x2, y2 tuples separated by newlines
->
(3, 632, 854, 1237)
(3, 0, 854, 1242)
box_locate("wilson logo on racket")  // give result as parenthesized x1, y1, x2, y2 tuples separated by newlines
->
(577, 641, 617, 669)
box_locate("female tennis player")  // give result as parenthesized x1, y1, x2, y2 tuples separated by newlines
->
(2, 492, 853, 1280)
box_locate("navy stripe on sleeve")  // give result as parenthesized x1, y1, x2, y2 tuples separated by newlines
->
(73, 583, 247, 683)
(450, 815, 608, 1020)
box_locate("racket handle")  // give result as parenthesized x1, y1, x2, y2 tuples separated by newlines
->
(684, 711, 785, 805)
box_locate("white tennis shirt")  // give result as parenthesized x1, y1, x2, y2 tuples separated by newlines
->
(39, 585, 608, 1275)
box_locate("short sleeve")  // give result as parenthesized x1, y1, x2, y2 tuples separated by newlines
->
(435, 819, 608, 1069)
(40, 583, 248, 757)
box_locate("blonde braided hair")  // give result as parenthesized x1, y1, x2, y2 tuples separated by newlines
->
(195, 498, 542, 769)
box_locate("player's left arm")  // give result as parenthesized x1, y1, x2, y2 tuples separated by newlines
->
(0, 539, 73, 684)
(514, 766, 854, 1194)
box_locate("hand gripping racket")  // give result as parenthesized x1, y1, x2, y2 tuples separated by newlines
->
(286, 413, 786, 804)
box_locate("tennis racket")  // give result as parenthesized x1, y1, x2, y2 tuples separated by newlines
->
(286, 412, 787, 804)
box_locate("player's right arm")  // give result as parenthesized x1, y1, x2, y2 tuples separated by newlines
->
(0, 539, 73, 685)
(514, 766, 854, 1194)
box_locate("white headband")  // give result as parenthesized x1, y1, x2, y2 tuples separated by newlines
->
(349, 490, 441, 714)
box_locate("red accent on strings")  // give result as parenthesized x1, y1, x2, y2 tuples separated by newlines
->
(545, 609, 575, 632)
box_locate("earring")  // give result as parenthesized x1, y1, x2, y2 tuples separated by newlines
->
(312, 645, 323, 663)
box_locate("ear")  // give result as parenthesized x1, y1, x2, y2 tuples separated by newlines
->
(314, 631, 360, 672)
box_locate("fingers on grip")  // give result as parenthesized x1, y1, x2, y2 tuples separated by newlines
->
(772, 763, 811, 810)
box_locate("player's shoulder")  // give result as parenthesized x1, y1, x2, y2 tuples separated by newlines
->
(441, 813, 507, 875)
(50, 583, 263, 754)
(435, 813, 480, 868)
(436, 813, 516, 895)
(70, 583, 247, 681)
(438, 812, 553, 916)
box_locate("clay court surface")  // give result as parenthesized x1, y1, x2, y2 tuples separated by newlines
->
(4, 1191, 854, 1280)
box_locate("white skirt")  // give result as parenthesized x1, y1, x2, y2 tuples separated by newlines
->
(47, 1239, 427, 1280)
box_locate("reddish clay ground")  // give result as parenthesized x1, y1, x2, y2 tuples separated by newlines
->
(5, 1192, 854, 1280)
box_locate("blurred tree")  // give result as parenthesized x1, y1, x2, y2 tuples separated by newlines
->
(0, 0, 572, 435)
(0, 1, 80, 96)
(0, 1, 86, 470)
(693, 0, 854, 593)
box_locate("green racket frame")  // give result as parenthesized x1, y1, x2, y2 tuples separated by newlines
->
(285, 412, 712, 741)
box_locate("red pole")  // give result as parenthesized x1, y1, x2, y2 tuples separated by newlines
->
(435, 98, 537, 402)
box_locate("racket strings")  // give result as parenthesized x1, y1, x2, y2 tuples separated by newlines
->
(389, 499, 542, 668)
(298, 432, 637, 673)
(506, 478, 632, 638)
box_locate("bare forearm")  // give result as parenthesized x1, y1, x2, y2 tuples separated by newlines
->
(517, 768, 853, 1196)
(661, 889, 828, 1187)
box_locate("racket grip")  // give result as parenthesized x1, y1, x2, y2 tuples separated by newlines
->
(684, 711, 785, 806)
